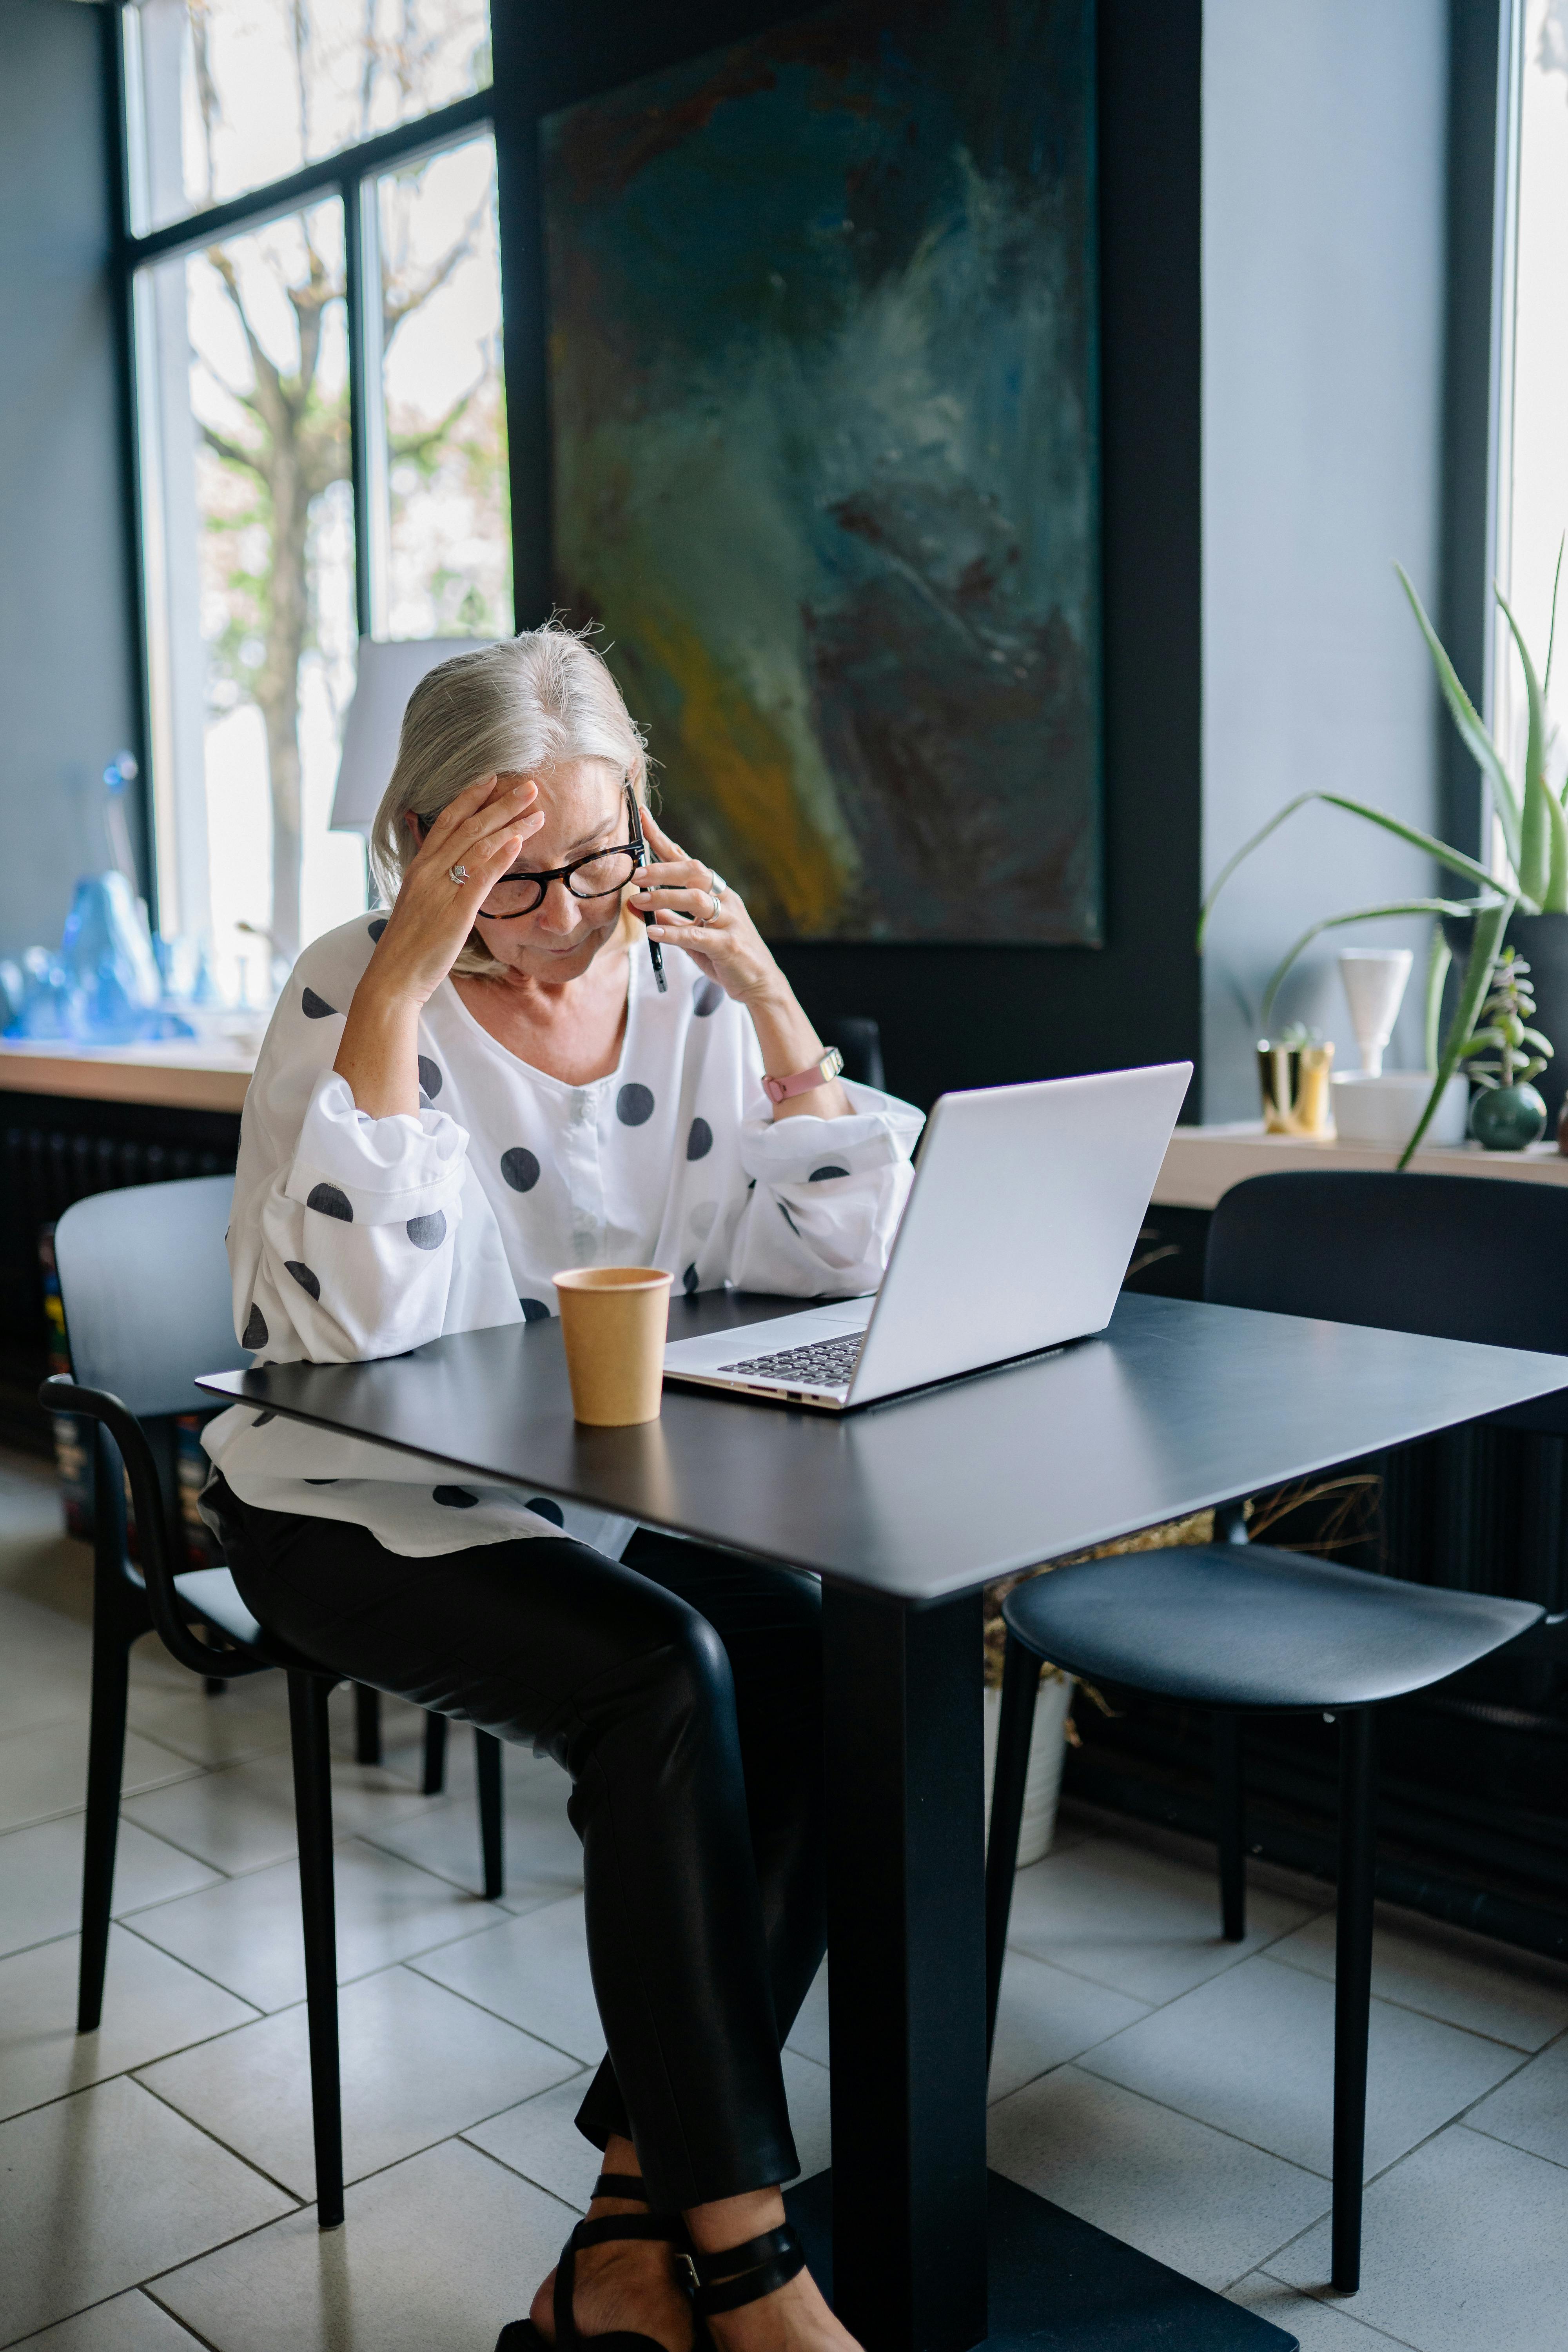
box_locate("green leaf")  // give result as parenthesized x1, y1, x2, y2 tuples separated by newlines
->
(1398, 894, 1515, 1165)
(1257, 899, 1479, 1032)
(1199, 793, 1499, 951)
(1396, 564, 1522, 874)
(1521, 1025, 1555, 1056)
(1497, 584, 1559, 906)
(1546, 533, 1564, 702)
(1423, 925, 1452, 1072)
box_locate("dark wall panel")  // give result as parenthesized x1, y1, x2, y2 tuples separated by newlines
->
(0, 0, 138, 961)
(493, 0, 1203, 1110)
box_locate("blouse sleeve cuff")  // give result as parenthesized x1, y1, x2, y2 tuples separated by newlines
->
(283, 1069, 470, 1227)
(738, 1081, 925, 1181)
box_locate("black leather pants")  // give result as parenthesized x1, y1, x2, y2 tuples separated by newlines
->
(212, 1480, 825, 2213)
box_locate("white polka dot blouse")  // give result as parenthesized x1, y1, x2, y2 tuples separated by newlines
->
(201, 915, 925, 1561)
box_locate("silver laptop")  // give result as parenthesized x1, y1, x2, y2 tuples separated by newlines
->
(662, 1060, 1192, 1412)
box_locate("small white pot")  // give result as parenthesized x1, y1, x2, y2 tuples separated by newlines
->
(983, 1671, 1074, 1868)
(1330, 1070, 1470, 1150)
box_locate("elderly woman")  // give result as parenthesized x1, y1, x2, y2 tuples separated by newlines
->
(200, 626, 922, 2352)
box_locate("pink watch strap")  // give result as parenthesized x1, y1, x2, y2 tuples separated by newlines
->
(762, 1046, 844, 1105)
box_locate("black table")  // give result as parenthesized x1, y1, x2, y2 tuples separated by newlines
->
(200, 1290, 1568, 2352)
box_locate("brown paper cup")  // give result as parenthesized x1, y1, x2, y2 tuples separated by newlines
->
(553, 1267, 673, 1426)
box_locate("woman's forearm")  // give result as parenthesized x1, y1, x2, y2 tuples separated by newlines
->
(744, 982, 853, 1121)
(334, 980, 423, 1118)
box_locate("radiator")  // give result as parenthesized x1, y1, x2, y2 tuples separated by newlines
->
(0, 1120, 237, 1353)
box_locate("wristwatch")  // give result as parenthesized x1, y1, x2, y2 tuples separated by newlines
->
(762, 1046, 844, 1105)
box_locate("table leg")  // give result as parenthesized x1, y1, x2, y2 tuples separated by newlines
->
(822, 1583, 989, 2352)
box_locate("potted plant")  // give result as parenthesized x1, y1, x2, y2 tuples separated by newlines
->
(1199, 550, 1568, 1167)
(1463, 948, 1553, 1149)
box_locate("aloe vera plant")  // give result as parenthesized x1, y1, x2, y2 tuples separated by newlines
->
(1198, 548, 1566, 1166)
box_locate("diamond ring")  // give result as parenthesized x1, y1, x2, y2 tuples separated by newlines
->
(450, 864, 468, 886)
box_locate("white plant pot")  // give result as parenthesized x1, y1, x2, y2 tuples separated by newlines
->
(1329, 1070, 1470, 1150)
(982, 1671, 1073, 1869)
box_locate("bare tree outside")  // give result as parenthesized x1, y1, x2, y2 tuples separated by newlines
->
(176, 0, 506, 962)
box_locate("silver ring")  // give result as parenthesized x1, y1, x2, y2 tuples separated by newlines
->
(710, 871, 728, 902)
(450, 863, 468, 886)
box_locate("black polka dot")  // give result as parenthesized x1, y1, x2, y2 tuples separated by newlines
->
(285, 1260, 321, 1300)
(433, 1485, 477, 1508)
(252, 1410, 274, 1427)
(686, 1116, 713, 1161)
(526, 1496, 565, 1526)
(808, 1164, 850, 1183)
(242, 1304, 268, 1349)
(417, 1055, 443, 1100)
(617, 1082, 655, 1127)
(682, 1263, 699, 1294)
(301, 987, 337, 1019)
(501, 1147, 541, 1192)
(407, 1210, 446, 1250)
(307, 1183, 353, 1223)
(519, 1296, 551, 1323)
(303, 1477, 338, 1485)
(368, 917, 387, 941)
(693, 978, 723, 1017)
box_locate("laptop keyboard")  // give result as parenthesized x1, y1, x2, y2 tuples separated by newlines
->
(718, 1334, 866, 1388)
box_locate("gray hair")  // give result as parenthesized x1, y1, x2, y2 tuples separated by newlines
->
(369, 622, 650, 976)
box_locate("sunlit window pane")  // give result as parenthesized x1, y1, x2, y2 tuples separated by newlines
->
(136, 199, 365, 987)
(372, 133, 512, 638)
(1501, 0, 1568, 793)
(127, 0, 492, 235)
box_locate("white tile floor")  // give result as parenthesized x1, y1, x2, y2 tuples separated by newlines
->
(5, 1446, 1568, 2350)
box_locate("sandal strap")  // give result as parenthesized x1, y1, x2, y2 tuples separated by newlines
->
(592, 2172, 651, 2204)
(692, 2223, 807, 2316)
(576, 2214, 688, 2251)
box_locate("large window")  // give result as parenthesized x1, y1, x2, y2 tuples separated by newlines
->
(122, 1, 510, 992)
(1497, 0, 1568, 796)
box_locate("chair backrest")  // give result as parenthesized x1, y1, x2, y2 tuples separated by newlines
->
(53, 1174, 243, 1419)
(821, 1015, 885, 1092)
(1205, 1171, 1568, 1428)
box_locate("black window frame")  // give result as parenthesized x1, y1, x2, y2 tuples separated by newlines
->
(105, 4, 530, 929)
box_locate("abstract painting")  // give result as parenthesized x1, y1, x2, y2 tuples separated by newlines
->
(542, 0, 1100, 944)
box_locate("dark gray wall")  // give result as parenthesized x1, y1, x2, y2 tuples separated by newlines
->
(1200, 0, 1452, 1119)
(493, 0, 1205, 1114)
(0, 0, 138, 961)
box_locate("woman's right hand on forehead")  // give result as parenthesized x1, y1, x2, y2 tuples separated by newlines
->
(366, 772, 543, 1008)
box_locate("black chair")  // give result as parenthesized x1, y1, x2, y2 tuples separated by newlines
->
(45, 1174, 506, 2225)
(984, 1171, 1564, 2293)
(820, 1015, 885, 1092)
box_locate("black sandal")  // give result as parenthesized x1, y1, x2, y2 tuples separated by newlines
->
(495, 2173, 697, 2352)
(692, 2221, 808, 2320)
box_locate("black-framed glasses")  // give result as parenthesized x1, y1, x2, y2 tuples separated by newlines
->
(420, 785, 643, 921)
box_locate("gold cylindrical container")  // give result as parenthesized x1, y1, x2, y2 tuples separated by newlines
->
(1257, 1038, 1336, 1136)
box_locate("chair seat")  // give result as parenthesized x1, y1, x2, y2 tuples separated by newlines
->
(174, 1566, 265, 1650)
(1002, 1544, 1543, 1710)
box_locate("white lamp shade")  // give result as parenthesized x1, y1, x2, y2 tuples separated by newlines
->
(330, 636, 495, 831)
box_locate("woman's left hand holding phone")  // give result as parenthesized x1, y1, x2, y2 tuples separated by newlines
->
(336, 773, 543, 1117)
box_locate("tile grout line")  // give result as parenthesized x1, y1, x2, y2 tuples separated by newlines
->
(1258, 1943, 1568, 2055)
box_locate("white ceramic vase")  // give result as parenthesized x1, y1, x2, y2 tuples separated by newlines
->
(982, 1670, 1074, 1869)
(1338, 949, 1414, 1076)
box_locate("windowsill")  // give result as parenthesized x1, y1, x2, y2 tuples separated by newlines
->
(1156, 1121, 1568, 1209)
(0, 1037, 256, 1112)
